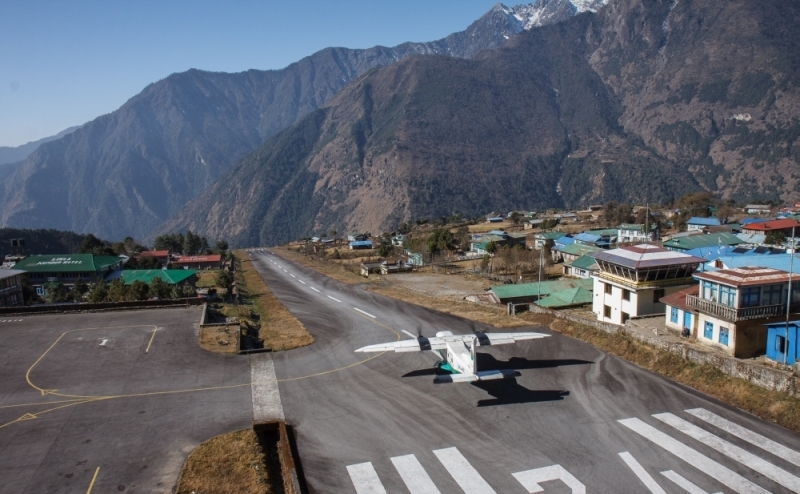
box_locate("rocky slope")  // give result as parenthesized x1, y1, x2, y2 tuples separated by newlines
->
(0, 2, 585, 241)
(159, 0, 800, 247)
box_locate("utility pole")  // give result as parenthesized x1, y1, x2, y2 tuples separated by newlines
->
(784, 226, 795, 366)
(538, 241, 543, 302)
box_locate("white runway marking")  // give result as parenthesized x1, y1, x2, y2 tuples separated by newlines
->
(99, 338, 108, 346)
(354, 308, 376, 318)
(618, 452, 666, 494)
(327, 295, 342, 303)
(654, 412, 800, 492)
(619, 418, 770, 494)
(311, 287, 320, 292)
(433, 447, 496, 494)
(347, 462, 387, 494)
(661, 470, 720, 494)
(391, 454, 441, 494)
(513, 464, 586, 493)
(299, 280, 306, 284)
(290, 274, 296, 278)
(283, 269, 287, 273)
(402, 330, 416, 338)
(686, 407, 800, 467)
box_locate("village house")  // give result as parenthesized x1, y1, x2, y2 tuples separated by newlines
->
(530, 231, 565, 250)
(471, 231, 527, 254)
(686, 217, 721, 232)
(662, 232, 742, 252)
(563, 255, 598, 279)
(662, 267, 800, 358)
(591, 245, 704, 326)
(118, 269, 197, 288)
(13, 254, 124, 296)
(741, 218, 800, 237)
(744, 205, 772, 215)
(139, 250, 170, 267)
(0, 269, 24, 307)
(172, 254, 222, 270)
(764, 320, 800, 365)
(617, 223, 658, 243)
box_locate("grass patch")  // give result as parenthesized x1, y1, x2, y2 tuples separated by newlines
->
(199, 325, 239, 354)
(234, 250, 314, 351)
(196, 270, 222, 289)
(175, 429, 281, 494)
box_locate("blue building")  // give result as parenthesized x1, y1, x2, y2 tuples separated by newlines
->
(765, 321, 800, 365)
(686, 217, 721, 231)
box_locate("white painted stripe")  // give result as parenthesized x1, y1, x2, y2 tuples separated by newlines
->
(654, 412, 800, 492)
(618, 418, 770, 494)
(311, 287, 320, 292)
(354, 308, 376, 318)
(686, 407, 800, 467)
(299, 280, 306, 284)
(513, 465, 586, 493)
(327, 295, 342, 303)
(402, 330, 416, 338)
(391, 454, 441, 494)
(433, 447, 496, 494)
(283, 269, 287, 272)
(290, 274, 296, 278)
(347, 462, 387, 494)
(618, 452, 667, 494)
(661, 470, 717, 494)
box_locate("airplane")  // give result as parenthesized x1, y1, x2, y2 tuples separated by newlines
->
(355, 330, 549, 383)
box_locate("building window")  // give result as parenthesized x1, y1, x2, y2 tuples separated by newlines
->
(719, 327, 729, 346)
(776, 335, 786, 353)
(604, 283, 612, 294)
(604, 305, 611, 318)
(670, 307, 678, 323)
(741, 287, 761, 307)
(704, 321, 713, 339)
(702, 281, 717, 302)
(623, 289, 631, 301)
(622, 312, 630, 323)
(764, 284, 783, 306)
(653, 289, 665, 303)
(719, 285, 736, 307)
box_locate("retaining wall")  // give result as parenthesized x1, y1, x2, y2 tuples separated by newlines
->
(0, 297, 203, 315)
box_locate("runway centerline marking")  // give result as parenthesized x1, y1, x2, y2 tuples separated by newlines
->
(299, 280, 306, 284)
(353, 308, 376, 318)
(618, 452, 666, 494)
(290, 274, 296, 278)
(310, 287, 320, 292)
(327, 295, 342, 303)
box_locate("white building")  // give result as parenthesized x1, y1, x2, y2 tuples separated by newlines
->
(617, 223, 658, 243)
(591, 245, 705, 325)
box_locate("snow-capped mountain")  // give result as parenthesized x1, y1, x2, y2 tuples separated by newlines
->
(499, 0, 608, 31)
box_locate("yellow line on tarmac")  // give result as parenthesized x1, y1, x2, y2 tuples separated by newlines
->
(86, 467, 100, 494)
(0, 397, 89, 409)
(145, 326, 158, 353)
(0, 399, 100, 430)
(277, 309, 401, 382)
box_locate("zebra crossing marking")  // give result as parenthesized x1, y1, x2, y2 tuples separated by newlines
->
(661, 470, 721, 494)
(390, 454, 441, 494)
(347, 462, 387, 494)
(512, 464, 586, 493)
(618, 452, 667, 494)
(0, 319, 23, 323)
(433, 447, 497, 494)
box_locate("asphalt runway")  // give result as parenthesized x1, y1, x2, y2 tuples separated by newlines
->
(247, 249, 800, 494)
(0, 307, 251, 494)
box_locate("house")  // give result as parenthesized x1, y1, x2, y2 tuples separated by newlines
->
(405, 251, 424, 266)
(736, 233, 767, 245)
(119, 269, 197, 287)
(381, 261, 413, 274)
(686, 217, 721, 231)
(563, 255, 598, 279)
(617, 223, 658, 243)
(391, 235, 405, 247)
(487, 216, 504, 223)
(591, 244, 705, 325)
(662, 232, 742, 252)
(699, 253, 799, 273)
(764, 320, 800, 365)
(741, 219, 800, 237)
(347, 232, 367, 242)
(139, 250, 170, 267)
(573, 232, 615, 249)
(703, 224, 742, 234)
(523, 219, 543, 230)
(349, 240, 374, 250)
(471, 231, 527, 254)
(172, 254, 222, 270)
(535, 287, 593, 309)
(0, 269, 24, 306)
(663, 267, 800, 358)
(557, 243, 600, 263)
(491, 278, 593, 304)
(531, 231, 565, 250)
(13, 254, 124, 296)
(360, 262, 384, 277)
(685, 245, 785, 264)
(744, 205, 772, 214)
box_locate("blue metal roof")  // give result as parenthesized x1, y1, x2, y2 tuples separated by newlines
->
(555, 236, 575, 246)
(700, 253, 800, 272)
(574, 233, 602, 243)
(349, 240, 373, 247)
(687, 217, 721, 226)
(685, 245, 785, 259)
(740, 218, 773, 225)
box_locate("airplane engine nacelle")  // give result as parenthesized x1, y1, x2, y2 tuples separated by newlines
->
(435, 331, 454, 337)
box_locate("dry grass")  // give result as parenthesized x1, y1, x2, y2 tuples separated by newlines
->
(196, 270, 222, 289)
(199, 325, 239, 354)
(176, 429, 278, 494)
(234, 250, 314, 351)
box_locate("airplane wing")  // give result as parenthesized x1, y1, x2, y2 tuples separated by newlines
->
(473, 331, 549, 346)
(355, 337, 448, 353)
(434, 369, 519, 384)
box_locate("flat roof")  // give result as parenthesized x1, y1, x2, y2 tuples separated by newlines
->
(695, 266, 793, 287)
(173, 255, 222, 264)
(0, 269, 25, 280)
(491, 278, 593, 300)
(593, 244, 705, 269)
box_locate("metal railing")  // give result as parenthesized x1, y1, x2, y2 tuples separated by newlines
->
(686, 294, 786, 322)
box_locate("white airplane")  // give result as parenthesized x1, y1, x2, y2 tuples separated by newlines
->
(355, 330, 549, 383)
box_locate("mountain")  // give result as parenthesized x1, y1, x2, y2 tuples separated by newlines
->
(0, 2, 598, 241)
(159, 0, 800, 247)
(0, 126, 79, 166)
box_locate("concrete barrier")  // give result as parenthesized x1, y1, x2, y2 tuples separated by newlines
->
(0, 297, 203, 316)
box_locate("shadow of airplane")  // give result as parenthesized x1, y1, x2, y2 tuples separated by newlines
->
(400, 356, 593, 378)
(471, 379, 570, 407)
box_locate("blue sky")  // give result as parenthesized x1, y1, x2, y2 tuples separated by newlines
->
(0, 0, 500, 147)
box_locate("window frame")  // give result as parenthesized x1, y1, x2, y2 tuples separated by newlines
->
(704, 321, 713, 339)
(670, 306, 679, 323)
(719, 327, 729, 346)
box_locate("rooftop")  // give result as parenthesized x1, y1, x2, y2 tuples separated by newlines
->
(140, 250, 170, 257)
(491, 278, 593, 300)
(119, 269, 197, 285)
(536, 287, 593, 308)
(173, 254, 222, 264)
(13, 254, 122, 273)
(701, 253, 800, 272)
(662, 232, 742, 251)
(687, 217, 721, 226)
(0, 269, 25, 280)
(659, 285, 699, 311)
(742, 219, 800, 232)
(567, 254, 598, 270)
(695, 266, 794, 287)
(558, 243, 601, 257)
(593, 244, 706, 269)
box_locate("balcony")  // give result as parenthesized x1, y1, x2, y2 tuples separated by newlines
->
(686, 294, 790, 322)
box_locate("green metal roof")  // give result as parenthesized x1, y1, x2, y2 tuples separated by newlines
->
(536, 287, 593, 308)
(587, 228, 620, 236)
(559, 243, 601, 256)
(535, 232, 566, 240)
(618, 223, 657, 232)
(13, 254, 122, 273)
(491, 278, 593, 300)
(120, 269, 197, 285)
(567, 254, 598, 270)
(662, 232, 742, 251)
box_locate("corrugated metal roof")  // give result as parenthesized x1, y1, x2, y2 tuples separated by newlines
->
(13, 254, 122, 273)
(695, 267, 792, 287)
(536, 287, 593, 308)
(742, 219, 800, 232)
(491, 278, 593, 300)
(558, 243, 600, 256)
(687, 217, 721, 226)
(567, 255, 598, 270)
(0, 269, 24, 280)
(703, 253, 800, 272)
(593, 244, 705, 269)
(120, 269, 197, 285)
(662, 232, 742, 251)
(174, 254, 222, 263)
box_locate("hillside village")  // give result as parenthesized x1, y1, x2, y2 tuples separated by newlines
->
(286, 196, 800, 369)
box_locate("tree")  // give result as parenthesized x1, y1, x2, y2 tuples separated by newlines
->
(427, 228, 454, 253)
(398, 222, 411, 235)
(677, 191, 716, 217)
(149, 277, 170, 299)
(214, 240, 229, 256)
(485, 240, 497, 256)
(153, 233, 184, 253)
(183, 231, 202, 256)
(216, 270, 233, 288)
(72, 277, 88, 302)
(128, 280, 150, 301)
(107, 278, 128, 302)
(766, 231, 787, 246)
(378, 243, 392, 257)
(125, 255, 161, 270)
(87, 281, 108, 303)
(509, 212, 523, 225)
(43, 281, 69, 304)
(715, 205, 736, 224)
(78, 234, 115, 255)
